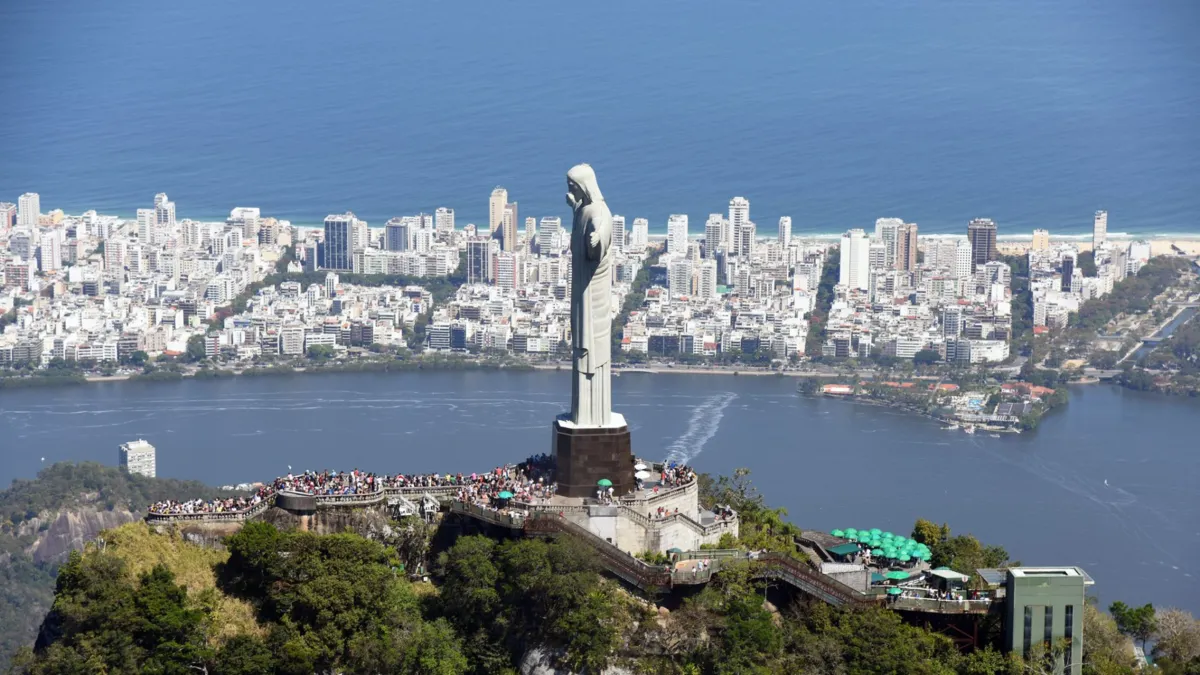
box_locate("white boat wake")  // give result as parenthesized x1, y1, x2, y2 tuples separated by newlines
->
(664, 393, 737, 464)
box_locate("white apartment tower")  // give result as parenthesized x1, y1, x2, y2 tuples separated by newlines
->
(155, 193, 176, 228)
(738, 221, 756, 259)
(137, 208, 157, 245)
(611, 215, 626, 252)
(954, 239, 973, 279)
(697, 259, 718, 300)
(119, 439, 157, 478)
(667, 214, 689, 257)
(1093, 210, 1108, 251)
(875, 217, 903, 269)
(17, 193, 40, 228)
(728, 197, 749, 252)
(839, 229, 870, 291)
(435, 207, 455, 237)
(778, 216, 792, 248)
(538, 217, 561, 256)
(630, 218, 649, 251)
(704, 214, 725, 258)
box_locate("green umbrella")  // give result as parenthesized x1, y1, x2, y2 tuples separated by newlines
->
(846, 532, 860, 541)
(883, 549, 899, 558)
(667, 547, 683, 554)
(870, 548, 884, 556)
(597, 478, 613, 487)
(845, 528, 858, 535)
(887, 587, 904, 596)
(497, 491, 514, 499)
(882, 532, 894, 539)
(919, 551, 932, 561)
(868, 538, 882, 548)
(898, 554, 912, 562)
(885, 571, 909, 580)
(830, 529, 845, 537)
(869, 528, 882, 536)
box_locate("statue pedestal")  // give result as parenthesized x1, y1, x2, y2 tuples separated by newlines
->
(552, 413, 634, 499)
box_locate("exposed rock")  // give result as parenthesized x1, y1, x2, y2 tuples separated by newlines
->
(520, 646, 635, 675)
(24, 508, 139, 565)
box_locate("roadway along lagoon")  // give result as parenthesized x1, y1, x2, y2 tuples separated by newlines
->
(2, 371, 1196, 612)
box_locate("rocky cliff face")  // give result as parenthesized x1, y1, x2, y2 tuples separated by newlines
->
(18, 507, 140, 565)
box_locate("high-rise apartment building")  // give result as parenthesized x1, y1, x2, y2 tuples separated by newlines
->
(503, 202, 518, 250)
(352, 218, 369, 252)
(875, 217, 902, 269)
(538, 217, 561, 255)
(704, 214, 725, 259)
(1061, 254, 1075, 293)
(1031, 229, 1050, 251)
(954, 239, 973, 279)
(17, 193, 40, 228)
(839, 229, 870, 291)
(1092, 210, 1107, 251)
(384, 217, 411, 251)
(668, 258, 693, 298)
(728, 197, 749, 252)
(155, 193, 176, 228)
(435, 207, 455, 237)
(967, 218, 998, 270)
(611, 215, 626, 252)
(466, 237, 495, 284)
(630, 218, 649, 251)
(737, 221, 756, 259)
(0, 202, 16, 232)
(778, 216, 792, 248)
(697, 259, 718, 300)
(895, 222, 918, 272)
(495, 251, 521, 290)
(323, 213, 355, 271)
(137, 208, 157, 245)
(667, 214, 689, 257)
(228, 207, 260, 240)
(119, 439, 156, 478)
(525, 217, 537, 243)
(488, 187, 509, 249)
(868, 242, 887, 271)
(37, 235, 62, 272)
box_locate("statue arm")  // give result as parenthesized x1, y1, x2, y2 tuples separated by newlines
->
(586, 213, 612, 261)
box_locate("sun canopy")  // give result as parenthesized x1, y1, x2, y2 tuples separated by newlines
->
(827, 543, 862, 557)
(597, 478, 613, 487)
(497, 491, 514, 499)
(928, 568, 970, 583)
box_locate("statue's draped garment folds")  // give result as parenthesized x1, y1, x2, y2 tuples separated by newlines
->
(566, 164, 613, 427)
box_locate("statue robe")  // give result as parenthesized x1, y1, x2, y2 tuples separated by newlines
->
(570, 198, 613, 427)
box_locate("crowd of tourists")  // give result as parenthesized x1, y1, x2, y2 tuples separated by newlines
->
(659, 462, 695, 489)
(147, 456, 558, 517)
(148, 488, 271, 516)
(455, 454, 557, 508)
(147, 456, 704, 518)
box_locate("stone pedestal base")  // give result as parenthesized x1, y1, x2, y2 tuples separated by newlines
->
(552, 413, 635, 498)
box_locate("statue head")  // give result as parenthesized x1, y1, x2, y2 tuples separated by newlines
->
(566, 164, 604, 210)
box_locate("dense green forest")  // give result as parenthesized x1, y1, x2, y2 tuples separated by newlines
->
(0, 463, 223, 671)
(14, 519, 1198, 675)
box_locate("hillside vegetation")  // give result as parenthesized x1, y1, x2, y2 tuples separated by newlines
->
(0, 463, 223, 671)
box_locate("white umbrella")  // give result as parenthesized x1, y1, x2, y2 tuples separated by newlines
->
(634, 463, 648, 471)
(635, 470, 652, 480)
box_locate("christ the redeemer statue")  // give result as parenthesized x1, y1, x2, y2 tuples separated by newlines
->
(566, 163, 614, 427)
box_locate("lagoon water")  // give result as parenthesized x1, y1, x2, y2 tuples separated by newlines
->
(1, 372, 1197, 613)
(1, 1, 1199, 236)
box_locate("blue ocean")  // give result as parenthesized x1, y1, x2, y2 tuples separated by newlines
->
(1, 0, 1197, 237)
